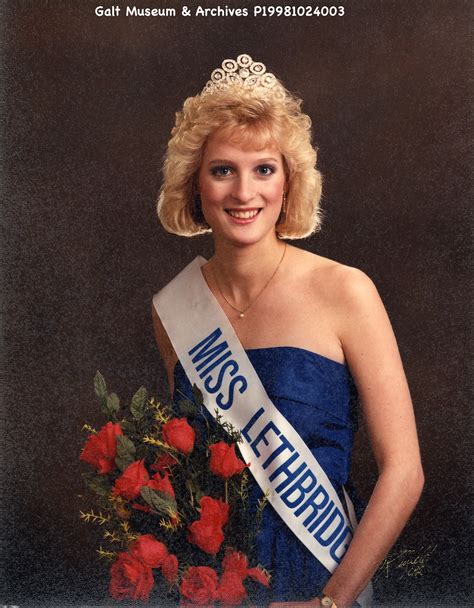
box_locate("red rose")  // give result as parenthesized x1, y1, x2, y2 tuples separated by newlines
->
(247, 566, 271, 587)
(129, 534, 169, 568)
(113, 459, 149, 500)
(151, 453, 178, 472)
(109, 551, 154, 601)
(147, 471, 175, 498)
(162, 418, 195, 454)
(188, 518, 225, 555)
(162, 553, 179, 583)
(217, 570, 248, 605)
(199, 496, 229, 528)
(180, 566, 218, 605)
(222, 548, 248, 578)
(209, 442, 247, 479)
(80, 421, 122, 474)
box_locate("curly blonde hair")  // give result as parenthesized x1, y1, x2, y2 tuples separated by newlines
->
(157, 81, 323, 239)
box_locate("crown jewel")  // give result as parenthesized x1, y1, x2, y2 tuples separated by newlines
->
(202, 54, 284, 99)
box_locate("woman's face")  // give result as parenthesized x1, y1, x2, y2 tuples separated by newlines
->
(197, 129, 287, 247)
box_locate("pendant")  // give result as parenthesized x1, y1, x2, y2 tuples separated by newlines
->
(239, 312, 245, 318)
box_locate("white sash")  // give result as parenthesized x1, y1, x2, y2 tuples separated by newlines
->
(153, 257, 372, 605)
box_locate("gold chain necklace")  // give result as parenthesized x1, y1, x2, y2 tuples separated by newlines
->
(214, 243, 287, 318)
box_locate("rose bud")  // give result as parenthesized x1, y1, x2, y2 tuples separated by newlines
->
(222, 547, 248, 578)
(151, 453, 178, 472)
(129, 534, 169, 568)
(247, 566, 271, 587)
(188, 518, 225, 555)
(179, 566, 218, 605)
(109, 552, 154, 601)
(162, 553, 179, 583)
(217, 570, 248, 605)
(147, 471, 175, 498)
(162, 418, 195, 455)
(209, 442, 248, 479)
(80, 421, 122, 475)
(199, 496, 229, 528)
(112, 459, 149, 500)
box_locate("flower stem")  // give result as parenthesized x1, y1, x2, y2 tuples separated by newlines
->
(225, 479, 228, 504)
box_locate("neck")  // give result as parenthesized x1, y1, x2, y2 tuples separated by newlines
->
(210, 232, 287, 302)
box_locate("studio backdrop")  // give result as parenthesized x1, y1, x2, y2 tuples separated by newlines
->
(2, 0, 471, 605)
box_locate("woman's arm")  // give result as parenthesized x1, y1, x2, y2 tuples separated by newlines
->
(321, 267, 424, 606)
(151, 302, 178, 399)
(271, 267, 424, 608)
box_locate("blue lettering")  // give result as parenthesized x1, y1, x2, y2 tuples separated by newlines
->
(281, 469, 318, 509)
(307, 499, 333, 533)
(295, 484, 330, 527)
(198, 350, 232, 378)
(269, 451, 307, 493)
(330, 526, 352, 563)
(250, 421, 280, 457)
(204, 359, 238, 392)
(216, 375, 247, 410)
(262, 434, 295, 469)
(313, 506, 345, 547)
(188, 328, 229, 371)
(242, 407, 265, 442)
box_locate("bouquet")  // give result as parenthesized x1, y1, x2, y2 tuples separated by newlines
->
(79, 372, 270, 605)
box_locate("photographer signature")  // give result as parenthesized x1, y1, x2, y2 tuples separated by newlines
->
(375, 544, 437, 579)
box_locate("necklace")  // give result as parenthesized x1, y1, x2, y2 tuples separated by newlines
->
(214, 243, 287, 318)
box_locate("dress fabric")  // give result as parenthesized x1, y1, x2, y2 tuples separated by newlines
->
(173, 345, 361, 604)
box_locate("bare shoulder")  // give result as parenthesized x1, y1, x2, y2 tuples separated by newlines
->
(289, 246, 379, 310)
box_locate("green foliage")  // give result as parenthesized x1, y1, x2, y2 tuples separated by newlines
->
(130, 386, 147, 420)
(81, 373, 268, 604)
(94, 371, 107, 399)
(119, 420, 137, 435)
(82, 471, 111, 497)
(106, 392, 120, 414)
(140, 486, 177, 517)
(115, 435, 136, 471)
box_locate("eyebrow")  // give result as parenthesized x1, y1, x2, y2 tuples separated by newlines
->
(207, 157, 280, 165)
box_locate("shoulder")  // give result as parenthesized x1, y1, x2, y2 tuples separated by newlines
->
(288, 246, 379, 311)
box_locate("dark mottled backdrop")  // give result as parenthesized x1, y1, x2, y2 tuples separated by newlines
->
(1, 0, 472, 605)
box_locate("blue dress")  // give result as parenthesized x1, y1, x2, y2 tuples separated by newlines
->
(173, 346, 361, 604)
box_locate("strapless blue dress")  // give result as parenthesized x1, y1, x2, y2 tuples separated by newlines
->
(173, 346, 362, 604)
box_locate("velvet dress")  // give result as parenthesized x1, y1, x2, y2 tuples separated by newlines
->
(173, 344, 362, 604)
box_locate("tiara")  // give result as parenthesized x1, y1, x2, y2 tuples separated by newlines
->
(201, 54, 285, 99)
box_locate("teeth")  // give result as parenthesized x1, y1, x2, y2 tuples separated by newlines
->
(227, 209, 260, 219)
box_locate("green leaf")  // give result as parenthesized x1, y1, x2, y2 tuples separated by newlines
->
(120, 420, 137, 435)
(191, 384, 204, 406)
(115, 455, 134, 472)
(100, 398, 110, 416)
(178, 399, 199, 417)
(116, 435, 136, 459)
(94, 371, 107, 399)
(107, 393, 120, 414)
(130, 386, 147, 420)
(140, 487, 177, 516)
(82, 472, 111, 497)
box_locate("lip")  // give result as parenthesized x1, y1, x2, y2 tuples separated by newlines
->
(225, 208, 262, 224)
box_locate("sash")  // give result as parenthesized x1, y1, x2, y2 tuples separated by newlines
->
(153, 257, 372, 605)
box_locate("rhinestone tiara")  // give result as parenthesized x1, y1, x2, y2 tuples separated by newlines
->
(201, 54, 285, 99)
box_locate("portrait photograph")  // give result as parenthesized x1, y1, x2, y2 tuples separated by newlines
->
(1, 1, 471, 606)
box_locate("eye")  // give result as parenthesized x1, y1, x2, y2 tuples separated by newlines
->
(256, 164, 276, 176)
(211, 166, 233, 177)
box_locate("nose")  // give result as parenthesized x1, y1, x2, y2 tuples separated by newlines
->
(231, 174, 255, 204)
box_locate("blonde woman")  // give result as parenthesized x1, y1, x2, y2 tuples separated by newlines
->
(152, 55, 424, 607)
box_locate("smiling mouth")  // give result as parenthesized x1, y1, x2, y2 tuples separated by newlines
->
(225, 208, 262, 219)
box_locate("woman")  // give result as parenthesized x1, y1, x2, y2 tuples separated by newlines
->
(152, 55, 424, 607)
